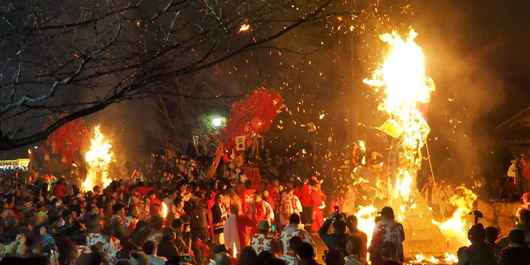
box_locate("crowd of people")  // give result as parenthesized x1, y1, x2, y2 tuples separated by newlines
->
(0, 149, 529, 265)
(0, 158, 411, 265)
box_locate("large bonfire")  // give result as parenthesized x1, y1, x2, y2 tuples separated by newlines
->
(82, 126, 114, 191)
(359, 29, 475, 262)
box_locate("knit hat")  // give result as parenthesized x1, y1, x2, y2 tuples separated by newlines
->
(258, 220, 270, 232)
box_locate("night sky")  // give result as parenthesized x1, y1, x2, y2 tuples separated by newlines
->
(77, 1, 530, 183)
(3, 1, 529, 184)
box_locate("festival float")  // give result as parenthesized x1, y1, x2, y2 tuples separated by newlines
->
(217, 89, 283, 187)
(355, 29, 477, 264)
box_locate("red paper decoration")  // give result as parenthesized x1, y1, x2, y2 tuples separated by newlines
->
(45, 116, 89, 165)
(221, 89, 283, 151)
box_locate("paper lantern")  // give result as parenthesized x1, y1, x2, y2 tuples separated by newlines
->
(251, 117, 264, 130)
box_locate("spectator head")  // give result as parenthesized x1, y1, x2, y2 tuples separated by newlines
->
(239, 246, 258, 265)
(162, 227, 175, 239)
(179, 214, 191, 224)
(213, 244, 230, 255)
(167, 189, 177, 199)
(188, 196, 200, 205)
(257, 251, 273, 265)
(86, 218, 102, 232)
(253, 191, 262, 202)
(258, 220, 270, 233)
(308, 179, 317, 186)
(51, 197, 61, 206)
(215, 192, 223, 203)
(522, 192, 530, 203)
(128, 205, 139, 217)
(289, 236, 303, 251)
(128, 196, 139, 206)
(272, 179, 279, 187)
(141, 240, 157, 255)
(484, 226, 499, 244)
(296, 242, 315, 259)
(147, 190, 156, 200)
(346, 215, 358, 227)
(289, 213, 301, 225)
(332, 219, 346, 234)
(150, 215, 164, 230)
(214, 252, 232, 265)
(379, 207, 395, 220)
(89, 248, 106, 265)
(173, 197, 184, 208)
(468, 223, 486, 244)
(245, 180, 253, 189)
(89, 204, 99, 214)
(509, 229, 525, 245)
(323, 248, 344, 265)
(113, 203, 126, 217)
(346, 235, 362, 256)
(230, 204, 240, 215)
(171, 218, 183, 230)
(102, 225, 115, 237)
(130, 251, 149, 265)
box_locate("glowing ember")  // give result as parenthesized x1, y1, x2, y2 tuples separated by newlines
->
(238, 23, 250, 33)
(82, 126, 114, 191)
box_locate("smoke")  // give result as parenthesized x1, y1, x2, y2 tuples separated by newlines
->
(411, 0, 530, 183)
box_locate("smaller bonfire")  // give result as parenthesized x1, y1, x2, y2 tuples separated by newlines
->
(82, 126, 114, 191)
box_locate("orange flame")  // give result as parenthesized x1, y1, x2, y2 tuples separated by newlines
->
(82, 126, 114, 191)
(162, 202, 168, 218)
(363, 28, 434, 204)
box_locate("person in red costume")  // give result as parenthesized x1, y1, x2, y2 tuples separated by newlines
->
(246, 191, 274, 235)
(53, 180, 67, 198)
(268, 179, 281, 209)
(300, 179, 315, 228)
(310, 181, 326, 233)
(224, 204, 256, 256)
(240, 180, 256, 214)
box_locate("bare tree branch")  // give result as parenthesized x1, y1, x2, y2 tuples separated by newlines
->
(0, 0, 359, 150)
